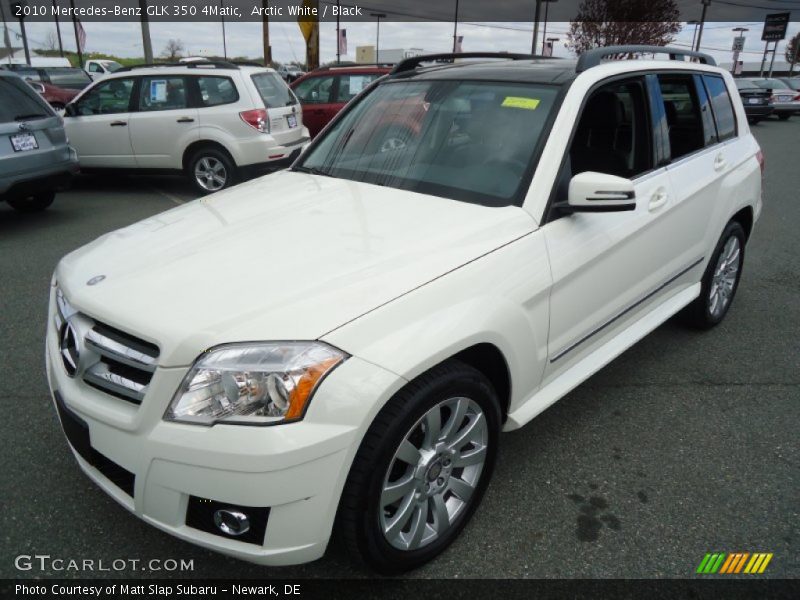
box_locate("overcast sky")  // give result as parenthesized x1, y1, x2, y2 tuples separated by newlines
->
(6, 18, 800, 66)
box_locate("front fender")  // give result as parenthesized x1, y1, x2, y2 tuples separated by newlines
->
(322, 231, 552, 418)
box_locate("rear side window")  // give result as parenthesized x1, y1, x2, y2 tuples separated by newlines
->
(196, 76, 239, 107)
(138, 76, 188, 111)
(43, 68, 92, 89)
(250, 72, 296, 108)
(293, 75, 334, 103)
(703, 75, 736, 141)
(0, 77, 51, 122)
(335, 73, 381, 102)
(657, 75, 706, 161)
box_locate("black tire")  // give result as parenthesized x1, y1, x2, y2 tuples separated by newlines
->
(778, 113, 791, 121)
(7, 190, 55, 212)
(186, 147, 237, 195)
(681, 221, 746, 329)
(337, 359, 501, 574)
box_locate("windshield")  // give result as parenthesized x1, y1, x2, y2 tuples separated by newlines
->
(297, 79, 559, 206)
(251, 72, 297, 107)
(104, 61, 123, 72)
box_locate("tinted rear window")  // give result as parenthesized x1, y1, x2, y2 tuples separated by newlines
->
(703, 75, 736, 142)
(196, 76, 239, 107)
(0, 77, 51, 122)
(44, 68, 92, 89)
(250, 72, 296, 108)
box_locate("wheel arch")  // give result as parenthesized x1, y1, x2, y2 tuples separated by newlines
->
(730, 205, 754, 242)
(182, 140, 236, 172)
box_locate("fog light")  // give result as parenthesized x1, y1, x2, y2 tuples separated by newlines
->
(213, 509, 251, 536)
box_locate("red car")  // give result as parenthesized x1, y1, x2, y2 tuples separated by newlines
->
(290, 64, 391, 137)
(26, 79, 80, 110)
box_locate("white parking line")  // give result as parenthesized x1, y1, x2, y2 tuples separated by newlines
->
(149, 186, 188, 206)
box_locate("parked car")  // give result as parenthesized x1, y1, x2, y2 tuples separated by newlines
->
(744, 77, 800, 120)
(0, 70, 79, 211)
(84, 59, 124, 80)
(0, 64, 93, 93)
(291, 64, 392, 136)
(47, 48, 762, 574)
(24, 79, 80, 110)
(734, 78, 773, 123)
(277, 64, 305, 83)
(62, 62, 309, 194)
(776, 77, 800, 91)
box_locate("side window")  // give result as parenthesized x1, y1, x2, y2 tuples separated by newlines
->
(569, 77, 653, 179)
(75, 78, 135, 115)
(293, 76, 334, 103)
(703, 75, 737, 142)
(138, 76, 187, 111)
(657, 75, 706, 160)
(196, 76, 239, 107)
(88, 63, 102, 73)
(335, 73, 379, 102)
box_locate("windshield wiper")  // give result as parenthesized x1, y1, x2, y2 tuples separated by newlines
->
(14, 113, 48, 121)
(292, 165, 331, 177)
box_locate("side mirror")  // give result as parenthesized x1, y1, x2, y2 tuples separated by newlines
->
(561, 171, 636, 213)
(64, 103, 77, 117)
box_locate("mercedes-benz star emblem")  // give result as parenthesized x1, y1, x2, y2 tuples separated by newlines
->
(87, 275, 106, 286)
(59, 322, 79, 377)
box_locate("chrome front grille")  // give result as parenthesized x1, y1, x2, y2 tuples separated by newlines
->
(54, 288, 159, 405)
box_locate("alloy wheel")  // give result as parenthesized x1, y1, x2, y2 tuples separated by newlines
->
(709, 236, 741, 318)
(194, 157, 227, 192)
(380, 396, 488, 551)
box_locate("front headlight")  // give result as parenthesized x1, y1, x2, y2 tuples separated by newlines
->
(165, 342, 347, 426)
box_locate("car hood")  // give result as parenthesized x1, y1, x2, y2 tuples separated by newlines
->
(57, 171, 535, 367)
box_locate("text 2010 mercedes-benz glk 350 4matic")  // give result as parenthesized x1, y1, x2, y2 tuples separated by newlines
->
(47, 48, 763, 573)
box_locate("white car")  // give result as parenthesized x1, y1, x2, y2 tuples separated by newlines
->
(63, 62, 309, 194)
(84, 59, 124, 80)
(47, 48, 762, 573)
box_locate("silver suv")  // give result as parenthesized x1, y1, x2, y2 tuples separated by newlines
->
(1, 70, 79, 212)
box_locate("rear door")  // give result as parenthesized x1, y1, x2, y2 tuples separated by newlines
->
(249, 71, 303, 144)
(659, 73, 729, 270)
(128, 75, 199, 169)
(291, 74, 337, 137)
(63, 77, 137, 167)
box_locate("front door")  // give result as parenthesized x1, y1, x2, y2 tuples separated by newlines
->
(293, 75, 338, 137)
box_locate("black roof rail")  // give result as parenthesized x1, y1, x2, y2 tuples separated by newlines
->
(575, 45, 716, 73)
(116, 61, 241, 72)
(390, 52, 549, 75)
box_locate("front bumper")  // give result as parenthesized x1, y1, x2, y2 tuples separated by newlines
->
(45, 292, 404, 566)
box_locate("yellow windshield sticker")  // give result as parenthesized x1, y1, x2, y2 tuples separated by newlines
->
(501, 96, 540, 110)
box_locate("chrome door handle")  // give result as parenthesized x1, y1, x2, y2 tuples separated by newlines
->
(109, 121, 127, 127)
(714, 154, 727, 171)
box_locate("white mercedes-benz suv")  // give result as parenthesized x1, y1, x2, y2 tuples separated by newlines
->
(47, 48, 763, 574)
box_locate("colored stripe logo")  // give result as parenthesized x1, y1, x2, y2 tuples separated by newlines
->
(696, 552, 773, 574)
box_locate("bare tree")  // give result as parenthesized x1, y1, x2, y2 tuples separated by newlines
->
(43, 30, 59, 52)
(161, 39, 185, 61)
(567, 0, 681, 56)
(785, 31, 800, 72)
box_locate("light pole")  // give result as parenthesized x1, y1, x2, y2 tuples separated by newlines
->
(731, 27, 748, 75)
(541, 0, 558, 54)
(531, 0, 542, 55)
(687, 20, 700, 51)
(452, 0, 459, 53)
(694, 0, 711, 53)
(370, 12, 386, 64)
(220, 0, 227, 59)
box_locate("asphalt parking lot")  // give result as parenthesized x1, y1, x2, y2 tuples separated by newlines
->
(1, 117, 798, 580)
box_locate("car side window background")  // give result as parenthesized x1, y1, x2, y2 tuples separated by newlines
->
(293, 76, 334, 103)
(75, 78, 135, 115)
(336, 74, 379, 102)
(657, 75, 706, 161)
(702, 75, 737, 141)
(139, 77, 187, 112)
